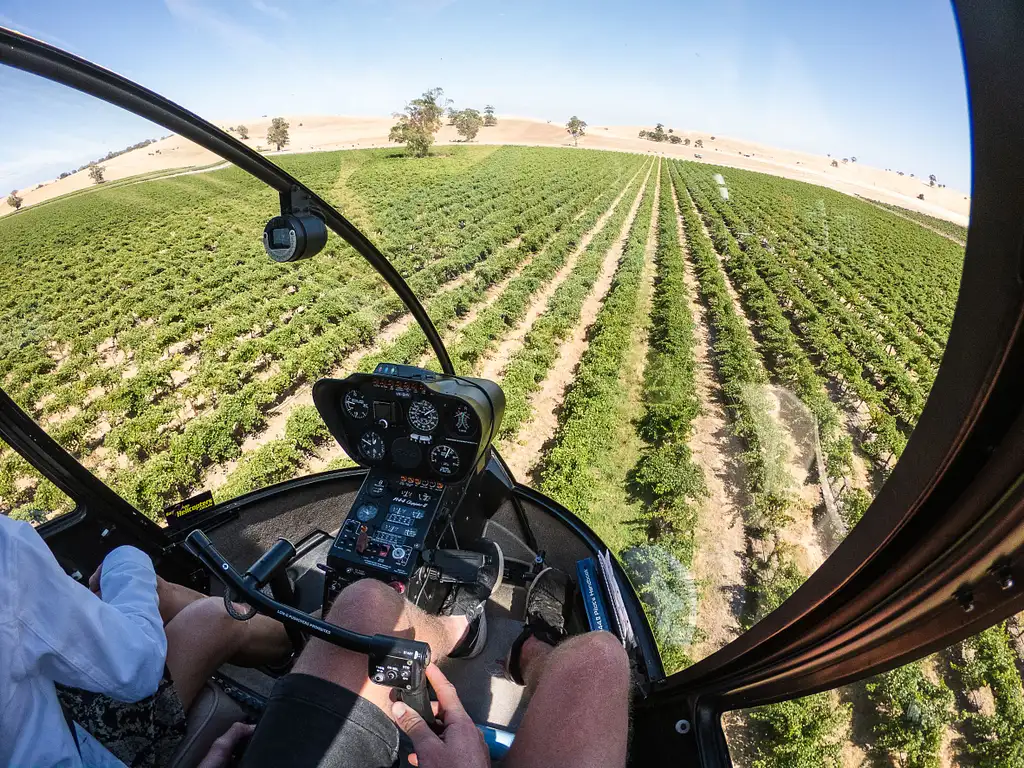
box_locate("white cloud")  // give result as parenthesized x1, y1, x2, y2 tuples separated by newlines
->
(163, 0, 266, 49)
(248, 0, 289, 21)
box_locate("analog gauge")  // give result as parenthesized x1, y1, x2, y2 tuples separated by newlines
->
(355, 503, 378, 522)
(358, 430, 386, 461)
(451, 404, 475, 436)
(407, 399, 440, 433)
(344, 390, 370, 420)
(430, 444, 461, 476)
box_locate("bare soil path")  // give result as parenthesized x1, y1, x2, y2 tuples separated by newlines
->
(673, 181, 751, 660)
(859, 196, 966, 247)
(583, 160, 661, 553)
(477, 162, 648, 382)
(499, 161, 656, 480)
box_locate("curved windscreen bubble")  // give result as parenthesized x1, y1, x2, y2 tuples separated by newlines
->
(2, 2, 970, 693)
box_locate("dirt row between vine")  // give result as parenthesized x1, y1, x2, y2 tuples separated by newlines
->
(498, 161, 657, 481)
(682, 183, 827, 574)
(477, 161, 651, 382)
(673, 180, 751, 660)
(858, 196, 966, 247)
(234, 167, 649, 482)
(197, 248, 517, 492)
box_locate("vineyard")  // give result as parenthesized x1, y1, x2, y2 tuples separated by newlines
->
(1, 142, 1018, 766)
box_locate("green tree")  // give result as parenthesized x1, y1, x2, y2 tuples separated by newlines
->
(446, 106, 459, 126)
(266, 117, 290, 151)
(694, 139, 703, 148)
(483, 104, 497, 126)
(651, 123, 666, 142)
(236, 125, 250, 140)
(88, 164, 106, 184)
(683, 138, 691, 146)
(831, 159, 839, 168)
(929, 174, 937, 187)
(389, 87, 447, 158)
(668, 134, 682, 145)
(565, 115, 587, 146)
(7, 190, 23, 210)
(638, 130, 648, 139)
(454, 108, 483, 142)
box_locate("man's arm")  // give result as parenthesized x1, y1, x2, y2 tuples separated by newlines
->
(10, 521, 167, 702)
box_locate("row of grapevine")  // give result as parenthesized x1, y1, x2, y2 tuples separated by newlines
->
(497, 162, 653, 441)
(630, 171, 705, 560)
(870, 198, 968, 244)
(625, 167, 707, 673)
(667, 162, 799, 622)
(537, 163, 658, 539)
(676, 163, 853, 482)
(680, 167, 911, 469)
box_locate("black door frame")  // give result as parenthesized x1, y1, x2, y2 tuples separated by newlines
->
(2, 2, 1022, 763)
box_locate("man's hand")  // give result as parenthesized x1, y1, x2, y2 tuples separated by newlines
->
(197, 722, 255, 768)
(88, 564, 102, 597)
(392, 664, 489, 768)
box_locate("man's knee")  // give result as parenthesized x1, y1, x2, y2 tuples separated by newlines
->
(556, 631, 630, 686)
(326, 579, 406, 634)
(170, 596, 246, 650)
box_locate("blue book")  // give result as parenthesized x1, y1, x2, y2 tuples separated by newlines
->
(576, 557, 612, 633)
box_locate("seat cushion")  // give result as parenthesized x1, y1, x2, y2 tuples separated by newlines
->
(167, 681, 247, 768)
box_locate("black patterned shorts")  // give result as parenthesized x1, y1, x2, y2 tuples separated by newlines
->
(56, 667, 187, 768)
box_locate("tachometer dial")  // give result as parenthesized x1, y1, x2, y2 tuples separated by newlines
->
(407, 399, 439, 432)
(430, 444, 461, 476)
(344, 390, 370, 420)
(358, 430, 386, 461)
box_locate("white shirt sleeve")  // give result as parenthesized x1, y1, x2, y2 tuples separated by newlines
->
(12, 522, 167, 703)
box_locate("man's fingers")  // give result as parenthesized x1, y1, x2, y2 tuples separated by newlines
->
(425, 664, 470, 721)
(88, 565, 102, 594)
(392, 701, 439, 749)
(221, 722, 256, 744)
(197, 722, 254, 768)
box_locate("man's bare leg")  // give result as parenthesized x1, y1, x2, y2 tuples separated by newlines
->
(292, 579, 469, 715)
(164, 596, 292, 710)
(503, 631, 630, 768)
(156, 575, 206, 625)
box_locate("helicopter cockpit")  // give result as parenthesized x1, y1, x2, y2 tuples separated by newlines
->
(3, 5, 1024, 767)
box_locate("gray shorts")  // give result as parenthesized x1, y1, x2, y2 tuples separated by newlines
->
(239, 673, 410, 768)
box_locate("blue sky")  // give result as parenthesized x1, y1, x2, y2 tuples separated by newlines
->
(0, 0, 971, 192)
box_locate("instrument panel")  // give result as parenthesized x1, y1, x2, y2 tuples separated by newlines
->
(312, 364, 502, 483)
(314, 364, 505, 605)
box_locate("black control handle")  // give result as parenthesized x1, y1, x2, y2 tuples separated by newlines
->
(247, 537, 296, 588)
(184, 530, 432, 669)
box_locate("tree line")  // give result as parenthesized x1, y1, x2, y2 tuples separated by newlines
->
(638, 124, 710, 148)
(389, 88, 502, 157)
